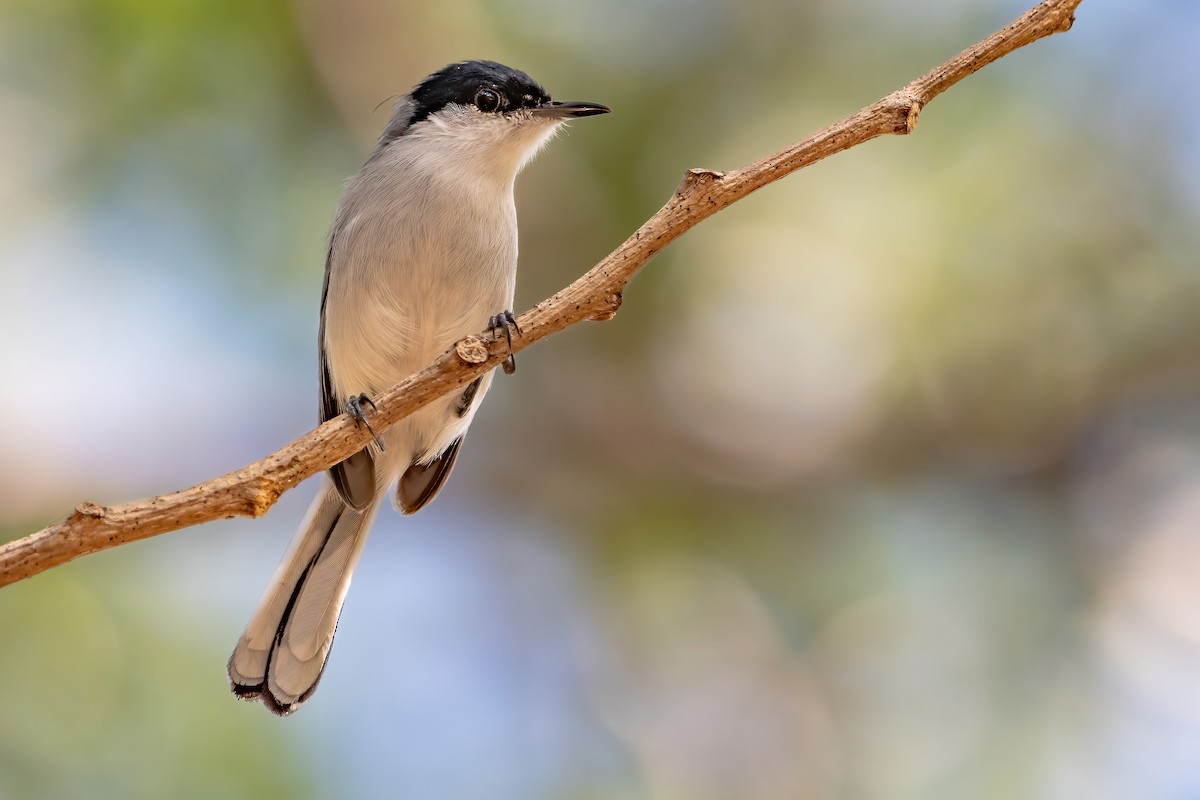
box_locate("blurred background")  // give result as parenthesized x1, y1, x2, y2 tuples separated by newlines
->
(2, 0, 1198, 797)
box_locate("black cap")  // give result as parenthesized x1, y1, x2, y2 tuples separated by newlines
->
(408, 60, 552, 125)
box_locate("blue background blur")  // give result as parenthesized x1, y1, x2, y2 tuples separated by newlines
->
(3, 1, 1200, 798)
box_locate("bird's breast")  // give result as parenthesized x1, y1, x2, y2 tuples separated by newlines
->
(322, 176, 518, 400)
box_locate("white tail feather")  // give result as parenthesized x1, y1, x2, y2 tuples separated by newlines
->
(228, 480, 378, 714)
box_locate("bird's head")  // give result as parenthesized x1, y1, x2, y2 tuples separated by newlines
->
(376, 60, 610, 178)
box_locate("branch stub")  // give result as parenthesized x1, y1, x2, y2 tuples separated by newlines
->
(75, 501, 106, 519)
(455, 336, 490, 364)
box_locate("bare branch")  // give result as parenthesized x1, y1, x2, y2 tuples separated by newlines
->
(0, 0, 1083, 588)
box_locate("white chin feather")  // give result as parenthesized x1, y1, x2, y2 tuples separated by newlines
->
(515, 120, 565, 170)
(413, 105, 566, 177)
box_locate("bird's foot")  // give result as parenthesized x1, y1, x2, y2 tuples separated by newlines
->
(346, 393, 386, 451)
(489, 310, 522, 375)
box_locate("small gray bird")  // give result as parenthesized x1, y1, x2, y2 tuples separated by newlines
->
(228, 60, 609, 715)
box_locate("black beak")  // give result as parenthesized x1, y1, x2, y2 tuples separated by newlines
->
(529, 100, 611, 119)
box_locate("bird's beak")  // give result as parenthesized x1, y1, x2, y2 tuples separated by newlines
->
(529, 100, 611, 119)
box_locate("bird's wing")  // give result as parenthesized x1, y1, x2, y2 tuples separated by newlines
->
(320, 237, 376, 511)
(397, 437, 463, 514)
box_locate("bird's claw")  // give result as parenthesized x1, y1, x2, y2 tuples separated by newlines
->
(489, 310, 522, 375)
(346, 393, 386, 451)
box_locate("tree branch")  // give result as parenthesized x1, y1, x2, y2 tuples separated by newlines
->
(0, 0, 1083, 588)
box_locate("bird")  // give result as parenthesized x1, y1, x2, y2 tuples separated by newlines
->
(227, 60, 609, 715)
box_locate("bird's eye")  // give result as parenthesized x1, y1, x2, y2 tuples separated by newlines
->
(474, 89, 502, 113)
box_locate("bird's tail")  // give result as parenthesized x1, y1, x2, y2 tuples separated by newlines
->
(228, 479, 377, 715)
